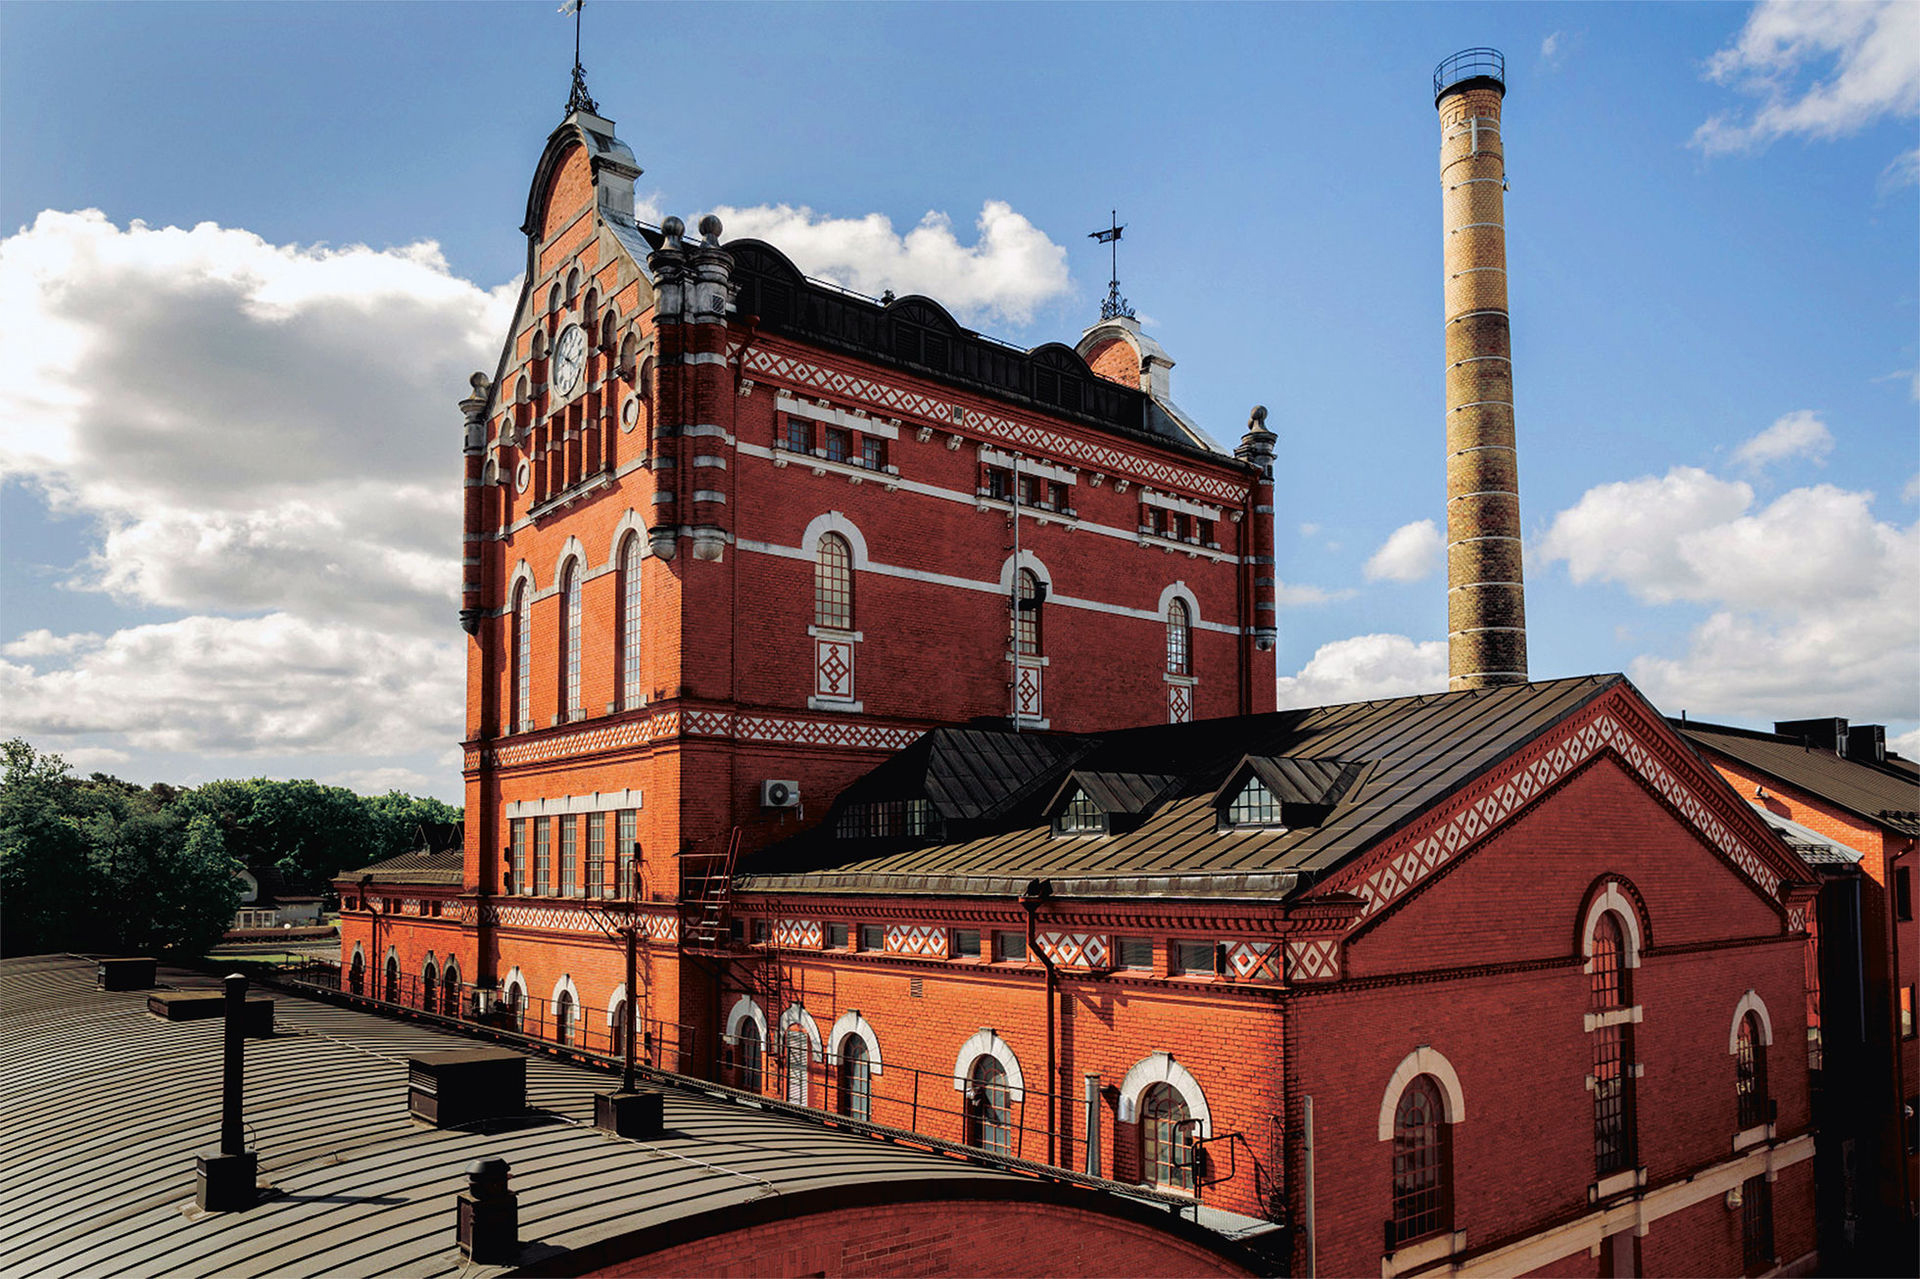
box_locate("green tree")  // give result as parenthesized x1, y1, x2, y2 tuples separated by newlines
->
(0, 740, 91, 956)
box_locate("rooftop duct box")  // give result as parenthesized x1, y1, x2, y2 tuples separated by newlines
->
(96, 957, 156, 991)
(145, 990, 275, 1035)
(408, 1049, 527, 1128)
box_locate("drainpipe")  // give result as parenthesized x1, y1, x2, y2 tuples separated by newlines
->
(1021, 878, 1057, 1167)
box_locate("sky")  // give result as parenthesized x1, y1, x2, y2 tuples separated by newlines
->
(1, 1, 1915, 803)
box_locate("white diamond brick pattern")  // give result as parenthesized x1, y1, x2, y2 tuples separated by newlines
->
(485, 706, 921, 769)
(774, 919, 824, 949)
(645, 912, 679, 942)
(815, 639, 854, 699)
(885, 923, 948, 958)
(1348, 712, 1782, 928)
(1225, 940, 1283, 982)
(1786, 905, 1804, 934)
(484, 900, 679, 942)
(1286, 939, 1341, 982)
(740, 346, 1247, 503)
(1035, 931, 1110, 970)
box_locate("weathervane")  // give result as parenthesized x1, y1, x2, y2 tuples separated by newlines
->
(560, 0, 600, 117)
(1088, 211, 1134, 321)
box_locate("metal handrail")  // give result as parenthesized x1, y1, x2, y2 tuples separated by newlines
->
(1433, 47, 1505, 100)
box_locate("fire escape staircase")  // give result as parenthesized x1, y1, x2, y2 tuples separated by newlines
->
(679, 827, 742, 953)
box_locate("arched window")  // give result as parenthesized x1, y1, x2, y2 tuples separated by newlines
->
(1390, 1075, 1451, 1246)
(1141, 1082, 1194, 1191)
(839, 1037, 872, 1122)
(1736, 1012, 1768, 1129)
(611, 999, 630, 1059)
(511, 579, 532, 732)
(737, 1018, 763, 1094)
(1015, 569, 1043, 657)
(815, 534, 853, 630)
(1588, 908, 1637, 1177)
(348, 950, 365, 995)
(559, 559, 582, 717)
(502, 979, 525, 1032)
(1166, 599, 1191, 675)
(555, 989, 573, 1045)
(442, 961, 461, 1018)
(383, 955, 399, 1004)
(619, 535, 644, 710)
(565, 267, 581, 304)
(1591, 912, 1629, 1009)
(422, 960, 438, 1014)
(966, 1056, 1012, 1155)
(547, 282, 561, 315)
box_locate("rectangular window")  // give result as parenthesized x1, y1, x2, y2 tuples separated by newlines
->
(616, 809, 637, 898)
(511, 819, 528, 896)
(824, 427, 849, 463)
(859, 923, 885, 952)
(1902, 985, 1915, 1040)
(1017, 473, 1039, 507)
(1897, 866, 1913, 922)
(1047, 480, 1068, 511)
(784, 416, 812, 453)
(826, 922, 850, 949)
(952, 928, 982, 959)
(586, 812, 604, 899)
(1172, 940, 1215, 975)
(1198, 518, 1216, 546)
(534, 818, 552, 896)
(1168, 512, 1187, 542)
(751, 919, 770, 944)
(860, 435, 886, 470)
(1118, 937, 1154, 970)
(986, 465, 1011, 501)
(559, 815, 577, 897)
(995, 930, 1027, 962)
(1740, 1175, 1773, 1276)
(1593, 1023, 1634, 1176)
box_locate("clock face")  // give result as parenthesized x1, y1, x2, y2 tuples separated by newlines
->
(552, 323, 588, 396)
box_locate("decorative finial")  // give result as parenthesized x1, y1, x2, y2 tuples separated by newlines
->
(1088, 210, 1135, 322)
(661, 215, 684, 248)
(698, 214, 723, 246)
(560, 0, 600, 117)
(1249, 405, 1269, 430)
(470, 372, 491, 394)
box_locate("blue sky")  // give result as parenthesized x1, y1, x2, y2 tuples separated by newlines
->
(2, 1, 1915, 801)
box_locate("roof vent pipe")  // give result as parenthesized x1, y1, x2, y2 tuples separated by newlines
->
(457, 1157, 519, 1265)
(194, 973, 257, 1212)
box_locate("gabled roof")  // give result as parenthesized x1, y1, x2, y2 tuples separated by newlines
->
(1676, 720, 1920, 837)
(1759, 811, 1863, 867)
(340, 846, 463, 887)
(737, 675, 1624, 900)
(1051, 770, 1182, 817)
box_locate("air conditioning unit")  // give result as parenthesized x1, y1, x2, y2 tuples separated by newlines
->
(760, 779, 801, 809)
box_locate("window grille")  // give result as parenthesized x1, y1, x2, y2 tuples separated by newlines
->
(1226, 776, 1282, 827)
(558, 815, 577, 897)
(1015, 569, 1042, 656)
(616, 809, 637, 898)
(1047, 480, 1069, 510)
(784, 416, 812, 454)
(836, 798, 936, 840)
(586, 812, 605, 900)
(1167, 599, 1192, 675)
(1740, 1175, 1773, 1275)
(1118, 937, 1154, 970)
(736, 1019, 762, 1093)
(861, 436, 886, 470)
(1590, 912, 1628, 1008)
(824, 427, 850, 463)
(1059, 787, 1103, 833)
(620, 535, 643, 709)
(995, 930, 1027, 962)
(1143, 1083, 1195, 1191)
(512, 582, 531, 731)
(534, 819, 551, 897)
(1593, 1023, 1632, 1176)
(561, 561, 582, 716)
(966, 1057, 1012, 1155)
(511, 819, 528, 896)
(840, 1038, 872, 1121)
(986, 466, 1012, 501)
(1390, 1075, 1450, 1245)
(814, 534, 853, 630)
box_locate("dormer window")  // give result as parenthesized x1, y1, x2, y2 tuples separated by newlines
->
(1225, 776, 1283, 828)
(1058, 787, 1105, 835)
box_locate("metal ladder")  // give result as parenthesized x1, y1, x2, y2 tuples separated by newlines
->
(680, 826, 742, 949)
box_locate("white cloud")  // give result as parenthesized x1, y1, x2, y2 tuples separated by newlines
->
(1540, 463, 1919, 723)
(1881, 145, 1920, 191)
(1905, 473, 1920, 502)
(1, 629, 103, 659)
(1891, 726, 1920, 760)
(1731, 409, 1833, 468)
(326, 765, 439, 795)
(706, 200, 1070, 326)
(1275, 634, 1448, 708)
(1298, 522, 1321, 538)
(0, 614, 462, 758)
(1541, 32, 1563, 62)
(1363, 518, 1443, 583)
(1693, 0, 1920, 155)
(1276, 580, 1359, 607)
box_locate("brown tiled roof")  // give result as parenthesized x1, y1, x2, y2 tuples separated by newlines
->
(737, 674, 1622, 900)
(1677, 721, 1920, 838)
(339, 846, 463, 887)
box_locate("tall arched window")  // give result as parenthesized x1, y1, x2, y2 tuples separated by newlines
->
(503, 981, 523, 1032)
(383, 955, 399, 1004)
(966, 1056, 1012, 1155)
(785, 1026, 811, 1106)
(559, 559, 582, 717)
(737, 1018, 763, 1094)
(348, 950, 365, 995)
(1736, 1012, 1768, 1129)
(422, 960, 438, 1014)
(511, 580, 532, 731)
(555, 989, 573, 1045)
(839, 1037, 872, 1122)
(1589, 909, 1637, 1178)
(1015, 569, 1043, 656)
(442, 960, 461, 1018)
(1390, 1075, 1451, 1245)
(1166, 599, 1191, 675)
(619, 534, 643, 710)
(815, 534, 853, 629)
(1142, 1082, 1195, 1191)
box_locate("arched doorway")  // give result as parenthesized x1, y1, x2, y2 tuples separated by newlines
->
(556, 989, 573, 1045)
(785, 1026, 810, 1106)
(839, 1037, 871, 1121)
(348, 950, 365, 995)
(383, 955, 399, 1003)
(1141, 1082, 1194, 1191)
(421, 960, 438, 1014)
(737, 1018, 762, 1093)
(966, 1056, 1011, 1155)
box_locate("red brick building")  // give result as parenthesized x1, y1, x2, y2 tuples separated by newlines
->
(343, 96, 1824, 1277)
